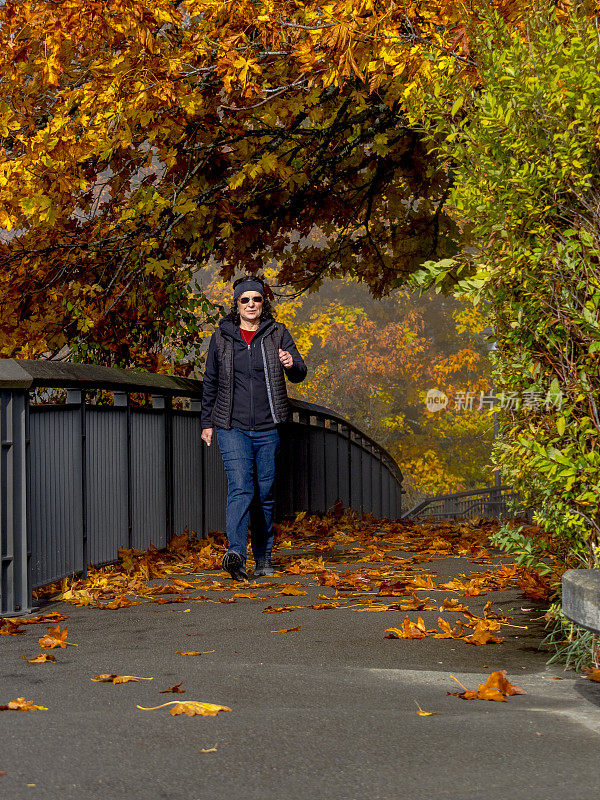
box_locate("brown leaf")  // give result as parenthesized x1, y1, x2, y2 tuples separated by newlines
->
(0, 620, 26, 636)
(0, 697, 47, 711)
(384, 617, 436, 639)
(279, 586, 307, 596)
(22, 653, 56, 663)
(270, 626, 301, 633)
(137, 701, 231, 716)
(414, 701, 438, 716)
(91, 674, 153, 684)
(38, 625, 77, 649)
(153, 597, 190, 604)
(433, 617, 465, 639)
(463, 621, 504, 646)
(447, 671, 523, 701)
(98, 596, 134, 609)
(441, 598, 469, 613)
(583, 668, 600, 683)
(176, 650, 215, 656)
(262, 605, 294, 613)
(377, 580, 411, 596)
(159, 683, 185, 693)
(482, 670, 524, 697)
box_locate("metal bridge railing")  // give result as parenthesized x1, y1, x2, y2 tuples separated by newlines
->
(401, 485, 534, 522)
(0, 359, 403, 615)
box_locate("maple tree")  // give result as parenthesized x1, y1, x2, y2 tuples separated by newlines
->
(0, 0, 539, 366)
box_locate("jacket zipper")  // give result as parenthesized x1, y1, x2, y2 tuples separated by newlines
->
(247, 341, 254, 428)
(228, 340, 234, 426)
(261, 337, 278, 424)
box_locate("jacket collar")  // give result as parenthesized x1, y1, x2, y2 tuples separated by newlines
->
(219, 316, 275, 342)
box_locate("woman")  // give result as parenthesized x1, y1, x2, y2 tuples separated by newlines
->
(200, 277, 307, 581)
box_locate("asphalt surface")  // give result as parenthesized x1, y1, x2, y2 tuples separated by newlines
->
(1, 539, 600, 800)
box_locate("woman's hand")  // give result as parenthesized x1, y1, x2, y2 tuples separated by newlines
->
(201, 427, 213, 446)
(279, 348, 293, 369)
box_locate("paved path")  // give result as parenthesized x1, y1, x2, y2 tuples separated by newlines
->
(1, 528, 600, 800)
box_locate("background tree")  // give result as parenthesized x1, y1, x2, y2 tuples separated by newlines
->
(199, 265, 493, 503)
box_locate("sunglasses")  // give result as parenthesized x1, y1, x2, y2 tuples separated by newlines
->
(238, 296, 263, 304)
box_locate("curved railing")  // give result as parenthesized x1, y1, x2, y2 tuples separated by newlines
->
(0, 359, 403, 614)
(401, 485, 533, 521)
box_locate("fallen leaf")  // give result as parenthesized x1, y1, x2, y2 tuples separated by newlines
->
(262, 605, 294, 613)
(38, 625, 77, 649)
(153, 597, 190, 604)
(441, 598, 469, 613)
(200, 744, 218, 753)
(159, 683, 185, 694)
(154, 608, 191, 613)
(0, 697, 47, 711)
(91, 674, 154, 684)
(177, 650, 215, 656)
(270, 626, 301, 633)
(463, 621, 504, 646)
(279, 586, 307, 596)
(22, 653, 56, 663)
(414, 700, 438, 716)
(0, 620, 26, 636)
(98, 596, 133, 609)
(4, 612, 68, 625)
(583, 668, 600, 683)
(137, 701, 231, 716)
(433, 617, 465, 639)
(447, 671, 523, 701)
(384, 617, 436, 639)
(377, 580, 411, 597)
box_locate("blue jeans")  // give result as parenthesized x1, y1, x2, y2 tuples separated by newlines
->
(216, 427, 280, 562)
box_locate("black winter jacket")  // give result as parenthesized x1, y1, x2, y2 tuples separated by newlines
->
(200, 317, 307, 430)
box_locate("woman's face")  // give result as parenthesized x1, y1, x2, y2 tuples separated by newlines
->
(237, 290, 263, 325)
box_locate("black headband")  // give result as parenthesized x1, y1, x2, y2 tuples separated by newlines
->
(233, 280, 264, 302)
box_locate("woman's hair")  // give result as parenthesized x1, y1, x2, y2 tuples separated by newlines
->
(225, 275, 275, 325)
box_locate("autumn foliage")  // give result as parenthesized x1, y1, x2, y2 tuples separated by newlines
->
(0, 0, 550, 365)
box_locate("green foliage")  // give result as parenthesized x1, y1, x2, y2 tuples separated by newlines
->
(412, 10, 600, 577)
(543, 604, 599, 672)
(489, 522, 554, 575)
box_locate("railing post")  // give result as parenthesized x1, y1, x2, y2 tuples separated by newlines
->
(67, 389, 88, 579)
(0, 389, 31, 614)
(190, 400, 206, 538)
(152, 394, 173, 544)
(114, 392, 133, 549)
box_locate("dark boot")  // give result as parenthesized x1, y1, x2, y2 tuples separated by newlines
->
(222, 551, 249, 582)
(254, 558, 274, 577)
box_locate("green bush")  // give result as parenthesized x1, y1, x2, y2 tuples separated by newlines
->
(411, 9, 600, 664)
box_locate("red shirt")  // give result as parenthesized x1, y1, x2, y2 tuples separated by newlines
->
(240, 328, 257, 345)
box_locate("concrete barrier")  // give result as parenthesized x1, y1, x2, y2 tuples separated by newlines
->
(562, 569, 600, 633)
